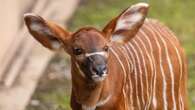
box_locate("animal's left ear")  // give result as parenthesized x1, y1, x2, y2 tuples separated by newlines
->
(103, 3, 149, 43)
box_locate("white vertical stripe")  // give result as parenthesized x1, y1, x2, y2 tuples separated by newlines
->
(127, 43, 141, 109)
(155, 20, 178, 42)
(131, 39, 146, 106)
(155, 25, 184, 110)
(141, 24, 168, 110)
(110, 48, 127, 75)
(148, 23, 177, 110)
(117, 47, 130, 109)
(121, 46, 134, 73)
(136, 37, 153, 103)
(180, 96, 184, 110)
(110, 47, 128, 109)
(120, 46, 134, 108)
(139, 29, 156, 110)
(75, 62, 85, 78)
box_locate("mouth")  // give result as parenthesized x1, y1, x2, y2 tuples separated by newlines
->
(91, 73, 107, 82)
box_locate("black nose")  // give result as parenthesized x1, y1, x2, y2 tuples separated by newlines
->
(92, 65, 107, 76)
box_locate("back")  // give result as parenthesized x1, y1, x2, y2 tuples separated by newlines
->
(109, 19, 188, 110)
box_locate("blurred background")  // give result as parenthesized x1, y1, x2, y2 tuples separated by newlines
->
(0, 0, 194, 110)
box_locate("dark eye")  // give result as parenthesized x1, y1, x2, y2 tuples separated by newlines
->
(103, 46, 109, 52)
(73, 47, 83, 55)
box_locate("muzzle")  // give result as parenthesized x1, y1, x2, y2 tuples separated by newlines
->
(82, 54, 108, 82)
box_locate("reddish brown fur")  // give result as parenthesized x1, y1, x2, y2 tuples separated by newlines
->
(69, 20, 188, 110)
(24, 3, 188, 110)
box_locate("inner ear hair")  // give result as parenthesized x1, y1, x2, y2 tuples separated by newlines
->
(24, 13, 64, 50)
(115, 3, 149, 32)
(102, 3, 149, 43)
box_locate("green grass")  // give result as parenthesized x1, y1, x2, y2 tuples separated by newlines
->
(28, 75, 72, 110)
(66, 0, 195, 109)
(35, 91, 71, 110)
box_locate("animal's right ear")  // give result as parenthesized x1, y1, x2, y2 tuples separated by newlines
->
(24, 13, 71, 50)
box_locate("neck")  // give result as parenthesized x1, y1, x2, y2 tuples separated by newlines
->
(71, 60, 111, 108)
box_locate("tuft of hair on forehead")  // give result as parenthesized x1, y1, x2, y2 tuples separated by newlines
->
(71, 27, 108, 51)
(75, 27, 101, 33)
(73, 27, 105, 39)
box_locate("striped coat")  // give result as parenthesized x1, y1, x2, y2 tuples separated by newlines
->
(109, 19, 188, 110)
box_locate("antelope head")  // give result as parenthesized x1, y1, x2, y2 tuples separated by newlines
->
(24, 3, 149, 82)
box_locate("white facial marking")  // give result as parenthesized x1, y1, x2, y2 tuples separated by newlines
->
(96, 94, 111, 107)
(102, 71, 107, 76)
(85, 51, 107, 57)
(75, 51, 108, 80)
(92, 74, 107, 82)
(82, 105, 96, 110)
(82, 94, 111, 110)
(75, 62, 85, 78)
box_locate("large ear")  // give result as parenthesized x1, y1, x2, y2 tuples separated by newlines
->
(24, 13, 71, 50)
(103, 3, 149, 43)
